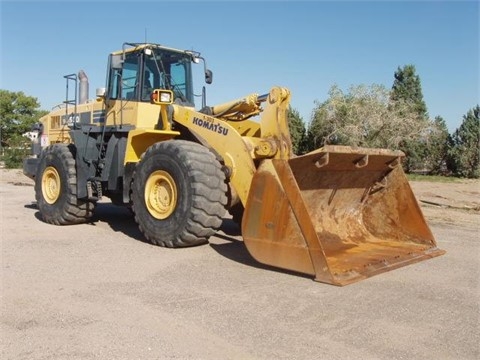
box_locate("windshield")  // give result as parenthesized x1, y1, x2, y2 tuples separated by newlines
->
(144, 49, 194, 106)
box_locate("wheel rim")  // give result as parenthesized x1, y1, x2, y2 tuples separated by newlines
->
(42, 166, 61, 204)
(145, 170, 177, 219)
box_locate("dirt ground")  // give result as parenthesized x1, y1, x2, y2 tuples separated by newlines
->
(1, 168, 479, 359)
(409, 179, 479, 230)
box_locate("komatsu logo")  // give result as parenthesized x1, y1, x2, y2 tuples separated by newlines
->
(192, 117, 229, 136)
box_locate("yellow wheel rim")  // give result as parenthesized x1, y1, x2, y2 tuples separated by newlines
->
(145, 170, 177, 219)
(41, 166, 61, 204)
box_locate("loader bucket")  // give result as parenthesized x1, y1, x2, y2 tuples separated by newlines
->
(242, 145, 445, 286)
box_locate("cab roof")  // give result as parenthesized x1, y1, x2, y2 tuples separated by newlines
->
(110, 42, 200, 59)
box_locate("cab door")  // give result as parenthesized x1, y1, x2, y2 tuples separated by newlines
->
(104, 51, 142, 127)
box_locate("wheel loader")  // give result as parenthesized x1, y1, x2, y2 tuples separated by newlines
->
(23, 42, 445, 285)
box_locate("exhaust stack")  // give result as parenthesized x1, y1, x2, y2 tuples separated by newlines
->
(78, 70, 89, 104)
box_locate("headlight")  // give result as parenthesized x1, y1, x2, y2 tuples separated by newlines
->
(151, 89, 174, 105)
(160, 92, 172, 103)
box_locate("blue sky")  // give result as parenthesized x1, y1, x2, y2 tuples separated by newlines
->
(1, 1, 478, 133)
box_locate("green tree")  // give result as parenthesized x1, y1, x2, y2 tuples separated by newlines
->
(424, 116, 451, 175)
(305, 104, 329, 152)
(307, 84, 428, 151)
(287, 106, 308, 155)
(390, 64, 430, 172)
(0, 90, 47, 148)
(447, 105, 480, 178)
(391, 64, 428, 119)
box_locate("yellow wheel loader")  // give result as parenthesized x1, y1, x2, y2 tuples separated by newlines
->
(23, 42, 445, 285)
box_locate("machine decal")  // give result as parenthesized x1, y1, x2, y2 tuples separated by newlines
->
(62, 113, 80, 126)
(62, 112, 92, 126)
(192, 117, 229, 136)
(40, 134, 49, 147)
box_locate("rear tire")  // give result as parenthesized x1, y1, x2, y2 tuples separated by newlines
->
(35, 144, 95, 225)
(131, 140, 227, 247)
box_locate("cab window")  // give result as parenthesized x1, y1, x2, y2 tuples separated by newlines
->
(121, 55, 139, 100)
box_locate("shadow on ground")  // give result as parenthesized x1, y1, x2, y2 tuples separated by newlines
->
(210, 218, 311, 281)
(25, 201, 311, 281)
(93, 202, 148, 243)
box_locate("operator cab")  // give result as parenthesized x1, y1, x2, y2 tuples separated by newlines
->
(104, 43, 211, 107)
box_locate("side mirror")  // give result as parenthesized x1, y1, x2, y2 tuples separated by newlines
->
(205, 69, 213, 84)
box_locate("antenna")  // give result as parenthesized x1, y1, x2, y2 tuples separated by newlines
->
(144, 28, 148, 44)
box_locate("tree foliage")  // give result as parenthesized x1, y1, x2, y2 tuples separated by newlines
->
(0, 90, 47, 148)
(424, 116, 451, 175)
(296, 64, 476, 179)
(287, 106, 308, 155)
(391, 64, 428, 120)
(307, 84, 428, 152)
(390, 64, 430, 172)
(447, 105, 480, 178)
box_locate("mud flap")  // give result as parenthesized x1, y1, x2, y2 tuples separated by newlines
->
(242, 145, 445, 286)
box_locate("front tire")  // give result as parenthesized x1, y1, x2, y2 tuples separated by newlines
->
(228, 203, 244, 228)
(131, 140, 227, 247)
(35, 144, 95, 225)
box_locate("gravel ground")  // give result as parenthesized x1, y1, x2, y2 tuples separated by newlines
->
(1, 169, 479, 360)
